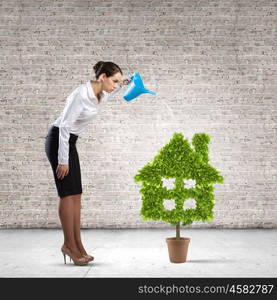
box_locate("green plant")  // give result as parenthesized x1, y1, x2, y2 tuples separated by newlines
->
(134, 133, 224, 239)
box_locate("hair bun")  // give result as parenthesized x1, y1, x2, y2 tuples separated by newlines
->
(93, 61, 105, 73)
(92, 61, 122, 79)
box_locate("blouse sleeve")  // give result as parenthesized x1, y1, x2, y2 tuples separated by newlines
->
(58, 92, 83, 165)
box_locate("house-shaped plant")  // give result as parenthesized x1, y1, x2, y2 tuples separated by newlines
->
(134, 133, 224, 263)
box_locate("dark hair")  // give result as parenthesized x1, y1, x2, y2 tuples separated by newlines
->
(93, 61, 123, 79)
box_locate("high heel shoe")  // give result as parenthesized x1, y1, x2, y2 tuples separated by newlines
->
(76, 244, 94, 261)
(69, 255, 94, 262)
(69, 254, 94, 262)
(82, 254, 94, 262)
(61, 245, 89, 266)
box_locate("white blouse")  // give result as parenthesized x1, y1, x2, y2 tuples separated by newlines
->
(51, 81, 122, 165)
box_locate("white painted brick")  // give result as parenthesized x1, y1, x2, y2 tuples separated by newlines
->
(0, 0, 276, 228)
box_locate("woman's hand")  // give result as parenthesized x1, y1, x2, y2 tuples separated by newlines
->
(122, 78, 131, 85)
(56, 164, 69, 180)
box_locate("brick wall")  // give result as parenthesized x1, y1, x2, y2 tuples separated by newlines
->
(0, 0, 276, 228)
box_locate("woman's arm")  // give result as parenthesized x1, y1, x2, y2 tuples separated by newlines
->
(56, 92, 83, 179)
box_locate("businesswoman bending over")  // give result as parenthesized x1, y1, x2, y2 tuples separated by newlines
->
(45, 61, 129, 265)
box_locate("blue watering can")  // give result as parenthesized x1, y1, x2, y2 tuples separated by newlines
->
(123, 72, 156, 101)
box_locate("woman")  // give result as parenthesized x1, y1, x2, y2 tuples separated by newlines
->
(45, 61, 130, 265)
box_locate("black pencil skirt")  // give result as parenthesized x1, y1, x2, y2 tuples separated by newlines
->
(44, 125, 82, 198)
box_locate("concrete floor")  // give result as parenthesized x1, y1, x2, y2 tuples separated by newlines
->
(0, 228, 276, 278)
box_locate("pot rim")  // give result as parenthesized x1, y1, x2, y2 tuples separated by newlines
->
(166, 237, 190, 242)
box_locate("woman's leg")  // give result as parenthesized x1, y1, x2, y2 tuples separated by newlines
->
(73, 193, 88, 255)
(58, 194, 82, 258)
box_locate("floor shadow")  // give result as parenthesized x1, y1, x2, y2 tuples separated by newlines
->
(187, 259, 236, 263)
(90, 262, 111, 267)
(51, 262, 91, 267)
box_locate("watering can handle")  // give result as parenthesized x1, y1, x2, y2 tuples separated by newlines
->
(130, 72, 138, 80)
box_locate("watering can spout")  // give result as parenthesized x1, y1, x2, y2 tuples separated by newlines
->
(144, 89, 156, 95)
(123, 72, 156, 101)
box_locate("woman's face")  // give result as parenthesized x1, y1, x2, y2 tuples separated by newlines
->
(100, 72, 123, 93)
